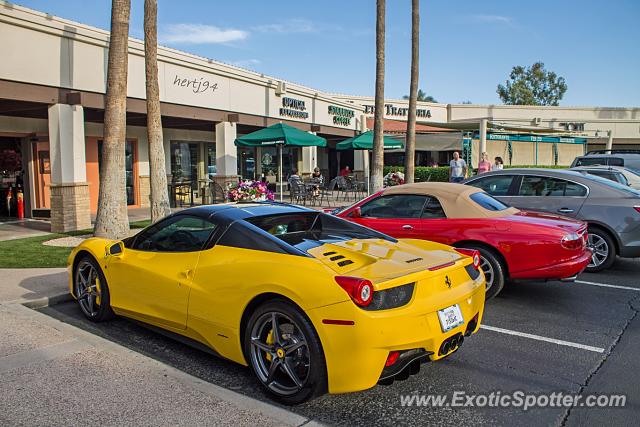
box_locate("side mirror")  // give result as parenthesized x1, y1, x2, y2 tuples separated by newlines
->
(351, 207, 362, 218)
(106, 242, 124, 257)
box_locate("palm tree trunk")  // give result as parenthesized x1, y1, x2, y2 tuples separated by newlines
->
(94, 0, 131, 239)
(144, 0, 171, 222)
(371, 0, 386, 192)
(404, 0, 420, 184)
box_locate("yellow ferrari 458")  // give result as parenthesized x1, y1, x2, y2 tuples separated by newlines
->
(68, 203, 485, 404)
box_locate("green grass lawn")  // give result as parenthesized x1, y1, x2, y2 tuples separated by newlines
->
(0, 220, 151, 269)
(0, 234, 73, 268)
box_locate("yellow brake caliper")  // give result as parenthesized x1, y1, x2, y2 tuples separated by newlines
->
(95, 276, 101, 306)
(265, 330, 274, 361)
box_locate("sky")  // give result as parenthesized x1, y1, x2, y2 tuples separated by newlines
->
(12, 0, 640, 107)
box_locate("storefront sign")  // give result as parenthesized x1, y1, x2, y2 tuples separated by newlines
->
(364, 104, 431, 118)
(280, 97, 309, 119)
(483, 133, 587, 144)
(328, 105, 355, 126)
(172, 74, 219, 94)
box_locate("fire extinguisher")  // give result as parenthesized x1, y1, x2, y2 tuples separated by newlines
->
(17, 189, 24, 219)
(5, 188, 11, 217)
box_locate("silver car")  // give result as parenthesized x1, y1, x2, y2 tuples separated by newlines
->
(465, 169, 640, 272)
(570, 165, 640, 190)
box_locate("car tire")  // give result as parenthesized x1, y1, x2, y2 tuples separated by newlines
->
(243, 299, 327, 405)
(585, 227, 616, 272)
(73, 255, 115, 322)
(458, 245, 506, 300)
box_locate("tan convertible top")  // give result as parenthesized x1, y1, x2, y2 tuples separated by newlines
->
(382, 182, 520, 218)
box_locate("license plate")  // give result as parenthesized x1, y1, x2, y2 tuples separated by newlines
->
(437, 304, 464, 332)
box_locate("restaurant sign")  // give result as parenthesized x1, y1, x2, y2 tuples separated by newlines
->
(280, 97, 309, 120)
(328, 105, 355, 126)
(364, 104, 431, 118)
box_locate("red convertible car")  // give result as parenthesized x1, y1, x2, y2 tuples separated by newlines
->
(333, 183, 592, 299)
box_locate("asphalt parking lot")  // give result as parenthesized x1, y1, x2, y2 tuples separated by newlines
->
(40, 257, 640, 427)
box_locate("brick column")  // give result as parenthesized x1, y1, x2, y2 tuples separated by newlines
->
(48, 104, 91, 232)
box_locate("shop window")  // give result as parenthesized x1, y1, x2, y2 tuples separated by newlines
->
(170, 142, 199, 183)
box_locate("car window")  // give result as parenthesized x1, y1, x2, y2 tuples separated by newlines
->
(422, 196, 447, 219)
(468, 175, 514, 196)
(133, 215, 217, 252)
(469, 192, 510, 211)
(586, 171, 617, 182)
(518, 176, 587, 197)
(217, 221, 290, 254)
(359, 195, 427, 218)
(574, 157, 608, 167)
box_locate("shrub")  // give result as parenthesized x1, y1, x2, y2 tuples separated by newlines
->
(383, 166, 450, 182)
(383, 164, 570, 183)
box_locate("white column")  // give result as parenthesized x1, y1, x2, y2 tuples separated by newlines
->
(301, 146, 317, 176)
(48, 104, 87, 184)
(215, 121, 238, 177)
(606, 130, 614, 151)
(47, 103, 90, 232)
(479, 118, 488, 165)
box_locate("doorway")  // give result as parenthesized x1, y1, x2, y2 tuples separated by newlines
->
(0, 137, 25, 217)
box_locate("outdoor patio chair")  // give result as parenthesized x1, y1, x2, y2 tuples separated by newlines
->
(289, 180, 309, 205)
(316, 181, 334, 207)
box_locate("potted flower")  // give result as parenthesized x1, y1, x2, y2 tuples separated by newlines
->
(227, 180, 275, 202)
(383, 171, 405, 187)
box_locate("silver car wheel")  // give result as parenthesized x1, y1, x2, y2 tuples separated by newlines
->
(480, 256, 495, 291)
(587, 233, 609, 268)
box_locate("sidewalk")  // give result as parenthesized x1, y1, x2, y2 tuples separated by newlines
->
(0, 218, 52, 242)
(0, 268, 319, 426)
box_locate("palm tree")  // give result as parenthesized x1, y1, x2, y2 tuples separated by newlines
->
(403, 89, 436, 102)
(371, 0, 386, 192)
(144, 0, 170, 222)
(403, 0, 419, 184)
(94, 0, 131, 239)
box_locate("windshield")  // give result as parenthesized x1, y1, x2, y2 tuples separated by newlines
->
(245, 212, 395, 252)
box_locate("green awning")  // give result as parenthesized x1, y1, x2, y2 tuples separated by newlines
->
(234, 122, 327, 147)
(336, 130, 404, 151)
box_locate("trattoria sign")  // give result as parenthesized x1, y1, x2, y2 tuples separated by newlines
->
(364, 104, 431, 118)
(280, 97, 309, 120)
(328, 105, 355, 126)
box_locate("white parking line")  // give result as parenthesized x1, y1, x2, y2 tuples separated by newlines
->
(480, 325, 605, 353)
(575, 280, 640, 292)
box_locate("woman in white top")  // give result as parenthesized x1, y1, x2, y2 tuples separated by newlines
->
(492, 156, 504, 171)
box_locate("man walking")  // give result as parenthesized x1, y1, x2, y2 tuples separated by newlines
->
(449, 151, 468, 183)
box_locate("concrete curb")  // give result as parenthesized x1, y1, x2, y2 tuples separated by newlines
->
(19, 292, 74, 309)
(10, 296, 321, 427)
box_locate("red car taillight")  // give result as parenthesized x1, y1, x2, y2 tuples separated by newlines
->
(561, 233, 584, 250)
(385, 351, 400, 367)
(634, 206, 640, 214)
(335, 276, 374, 307)
(454, 248, 481, 270)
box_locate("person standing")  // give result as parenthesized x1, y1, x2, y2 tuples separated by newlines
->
(492, 156, 504, 171)
(449, 152, 468, 183)
(477, 152, 492, 175)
